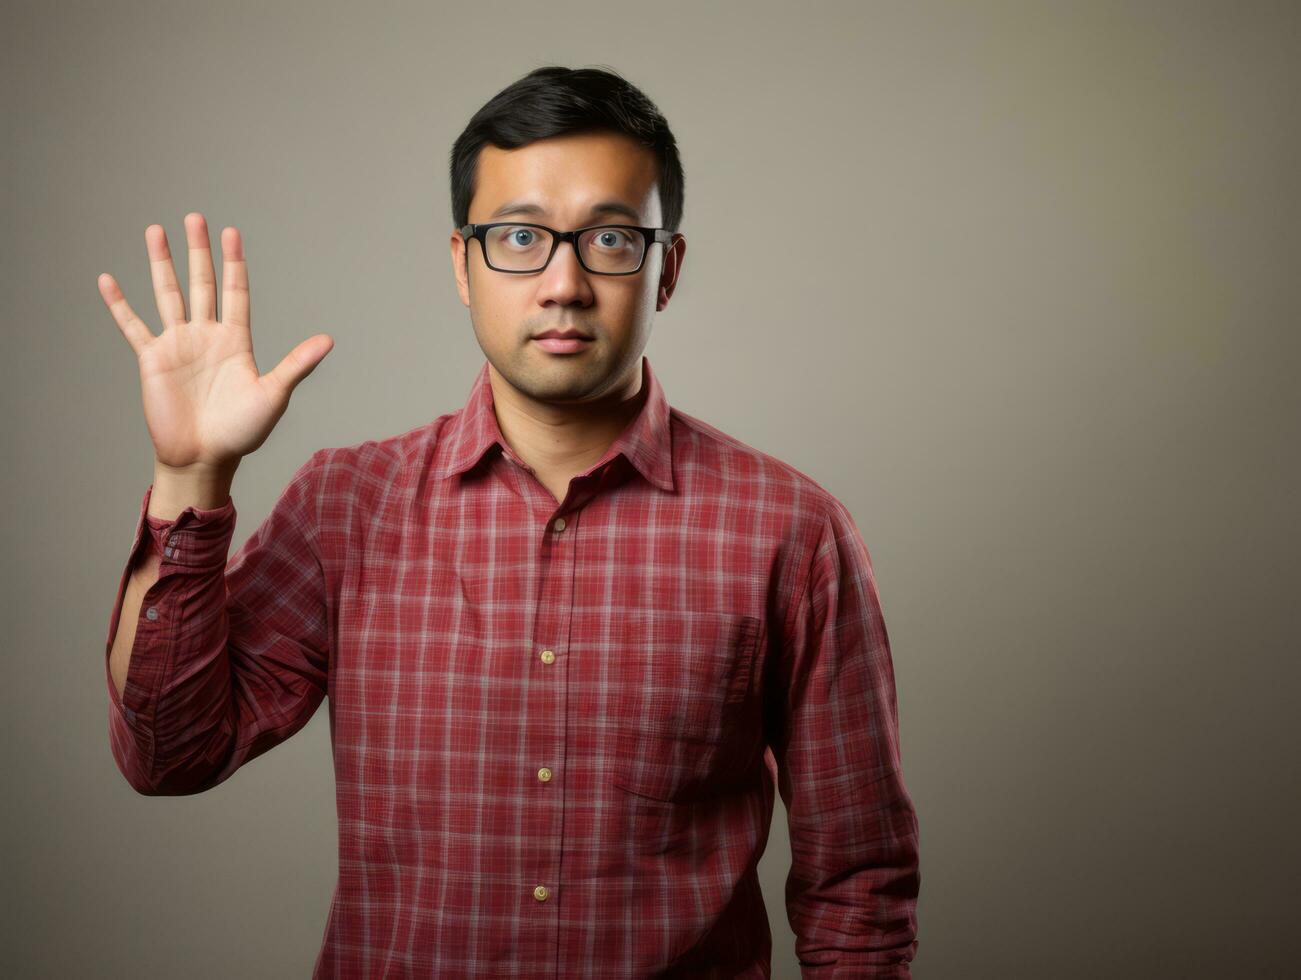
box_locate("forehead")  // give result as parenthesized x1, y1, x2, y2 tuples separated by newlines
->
(471, 130, 661, 224)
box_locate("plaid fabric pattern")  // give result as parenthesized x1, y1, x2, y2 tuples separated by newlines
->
(105, 355, 920, 977)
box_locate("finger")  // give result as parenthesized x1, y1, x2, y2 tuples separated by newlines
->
(185, 212, 217, 323)
(220, 226, 249, 331)
(145, 224, 187, 328)
(97, 272, 156, 356)
(264, 334, 334, 399)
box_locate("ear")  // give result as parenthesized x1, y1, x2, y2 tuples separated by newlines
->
(655, 234, 687, 312)
(451, 231, 470, 307)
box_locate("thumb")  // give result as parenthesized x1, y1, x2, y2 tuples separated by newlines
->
(265, 334, 334, 398)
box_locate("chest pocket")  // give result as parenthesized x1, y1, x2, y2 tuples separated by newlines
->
(611, 612, 764, 802)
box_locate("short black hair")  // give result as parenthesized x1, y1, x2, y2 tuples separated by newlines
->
(449, 65, 684, 233)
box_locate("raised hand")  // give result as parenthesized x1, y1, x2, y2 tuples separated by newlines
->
(98, 212, 333, 472)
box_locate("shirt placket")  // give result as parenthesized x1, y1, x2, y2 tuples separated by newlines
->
(499, 452, 584, 975)
(497, 449, 629, 975)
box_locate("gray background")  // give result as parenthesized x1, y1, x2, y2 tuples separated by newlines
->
(4, 1, 1298, 977)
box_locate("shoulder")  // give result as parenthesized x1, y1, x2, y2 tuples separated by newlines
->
(670, 406, 845, 520)
(305, 414, 453, 508)
(668, 406, 855, 558)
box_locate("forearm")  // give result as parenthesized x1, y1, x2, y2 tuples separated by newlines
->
(105, 472, 241, 794)
(109, 463, 236, 699)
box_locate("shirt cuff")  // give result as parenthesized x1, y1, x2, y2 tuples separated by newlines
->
(135, 483, 238, 570)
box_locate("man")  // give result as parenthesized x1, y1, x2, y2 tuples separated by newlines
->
(100, 65, 920, 978)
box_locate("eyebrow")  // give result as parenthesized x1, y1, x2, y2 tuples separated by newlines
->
(487, 200, 643, 223)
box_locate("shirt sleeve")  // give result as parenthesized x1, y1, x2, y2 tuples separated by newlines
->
(104, 452, 330, 795)
(769, 497, 921, 978)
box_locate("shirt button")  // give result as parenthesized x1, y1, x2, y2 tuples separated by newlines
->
(540, 650, 555, 665)
(537, 767, 552, 782)
(553, 517, 566, 532)
(145, 606, 159, 621)
(533, 885, 549, 902)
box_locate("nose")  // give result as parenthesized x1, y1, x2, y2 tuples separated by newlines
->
(535, 238, 594, 308)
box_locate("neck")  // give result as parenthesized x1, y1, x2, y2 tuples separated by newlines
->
(486, 359, 646, 476)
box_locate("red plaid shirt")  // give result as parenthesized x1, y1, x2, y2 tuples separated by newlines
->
(105, 355, 920, 978)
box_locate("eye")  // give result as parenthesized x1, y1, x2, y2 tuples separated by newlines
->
(489, 225, 548, 251)
(594, 229, 632, 249)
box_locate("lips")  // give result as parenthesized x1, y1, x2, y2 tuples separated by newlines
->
(533, 335, 593, 354)
(532, 329, 593, 340)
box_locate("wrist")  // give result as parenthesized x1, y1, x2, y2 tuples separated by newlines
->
(149, 459, 238, 518)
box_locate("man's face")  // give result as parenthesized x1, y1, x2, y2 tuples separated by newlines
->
(451, 130, 685, 404)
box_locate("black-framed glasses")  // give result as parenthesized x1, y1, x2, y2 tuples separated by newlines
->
(459, 222, 672, 275)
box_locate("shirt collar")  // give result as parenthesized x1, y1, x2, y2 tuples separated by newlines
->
(431, 354, 675, 492)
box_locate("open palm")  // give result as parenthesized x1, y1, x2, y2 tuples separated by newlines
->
(98, 212, 333, 470)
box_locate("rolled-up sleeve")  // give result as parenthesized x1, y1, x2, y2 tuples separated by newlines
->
(104, 452, 330, 796)
(769, 497, 921, 977)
